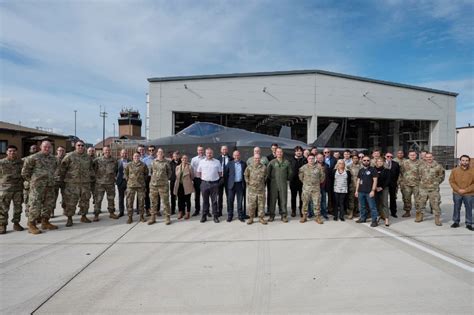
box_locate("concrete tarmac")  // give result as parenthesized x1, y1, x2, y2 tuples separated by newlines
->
(1, 171, 473, 314)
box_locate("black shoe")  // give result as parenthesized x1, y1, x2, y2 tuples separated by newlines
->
(218, 212, 223, 217)
(391, 213, 398, 218)
(213, 216, 220, 223)
(118, 211, 124, 218)
(171, 210, 176, 215)
(466, 224, 473, 231)
(200, 216, 207, 223)
(192, 211, 200, 217)
(291, 210, 296, 217)
(340, 217, 345, 222)
(370, 221, 378, 227)
(356, 218, 366, 223)
(334, 216, 338, 221)
(244, 214, 250, 219)
(207, 212, 212, 217)
(226, 218, 232, 222)
(451, 222, 460, 228)
(239, 218, 245, 222)
(323, 215, 329, 220)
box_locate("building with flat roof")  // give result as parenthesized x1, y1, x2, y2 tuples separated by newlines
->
(147, 69, 457, 167)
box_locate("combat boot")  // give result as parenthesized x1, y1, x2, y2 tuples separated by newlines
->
(147, 214, 156, 225)
(13, 222, 24, 231)
(93, 214, 100, 222)
(80, 215, 91, 223)
(435, 215, 442, 226)
(127, 215, 133, 224)
(41, 218, 58, 230)
(165, 215, 171, 225)
(28, 221, 42, 234)
(402, 211, 411, 217)
(66, 216, 73, 227)
(139, 212, 146, 223)
(300, 214, 307, 223)
(281, 215, 288, 223)
(247, 217, 254, 225)
(315, 215, 324, 224)
(259, 217, 268, 225)
(415, 212, 423, 223)
(268, 216, 275, 222)
(0, 225, 6, 234)
(109, 212, 119, 219)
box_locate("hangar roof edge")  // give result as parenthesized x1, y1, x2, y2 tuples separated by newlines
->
(147, 69, 458, 97)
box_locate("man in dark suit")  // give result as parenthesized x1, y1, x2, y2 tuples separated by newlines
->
(385, 152, 401, 218)
(323, 148, 337, 214)
(225, 150, 247, 222)
(216, 145, 232, 217)
(116, 149, 130, 217)
(169, 151, 181, 215)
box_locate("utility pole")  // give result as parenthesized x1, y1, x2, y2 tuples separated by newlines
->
(74, 110, 77, 137)
(113, 122, 116, 138)
(99, 106, 107, 146)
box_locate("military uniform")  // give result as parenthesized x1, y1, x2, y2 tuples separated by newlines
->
(22, 156, 30, 217)
(124, 160, 148, 223)
(53, 155, 66, 217)
(21, 152, 58, 233)
(417, 161, 445, 224)
(93, 155, 118, 218)
(58, 151, 94, 222)
(347, 162, 361, 218)
(299, 163, 325, 223)
(267, 158, 292, 220)
(400, 159, 421, 216)
(0, 157, 24, 232)
(244, 162, 267, 223)
(149, 159, 172, 224)
(89, 155, 97, 207)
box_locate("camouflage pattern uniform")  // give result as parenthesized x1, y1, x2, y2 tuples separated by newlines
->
(299, 163, 325, 217)
(58, 151, 94, 217)
(93, 155, 118, 215)
(417, 161, 445, 216)
(347, 162, 361, 217)
(400, 159, 421, 213)
(89, 155, 97, 206)
(0, 157, 24, 226)
(267, 158, 292, 218)
(149, 159, 172, 217)
(22, 156, 30, 217)
(53, 154, 66, 216)
(124, 160, 148, 216)
(244, 162, 267, 219)
(21, 152, 58, 222)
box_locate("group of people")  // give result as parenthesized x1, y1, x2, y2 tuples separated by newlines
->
(0, 139, 472, 235)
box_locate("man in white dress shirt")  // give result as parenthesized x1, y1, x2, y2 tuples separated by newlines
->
(197, 148, 223, 223)
(191, 146, 205, 217)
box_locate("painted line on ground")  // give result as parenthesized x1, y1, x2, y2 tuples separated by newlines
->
(372, 224, 474, 273)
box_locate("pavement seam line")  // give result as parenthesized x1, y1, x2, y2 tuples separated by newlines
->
(370, 225, 474, 273)
(30, 221, 140, 315)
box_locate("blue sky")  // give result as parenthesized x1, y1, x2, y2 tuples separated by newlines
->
(1, 0, 472, 144)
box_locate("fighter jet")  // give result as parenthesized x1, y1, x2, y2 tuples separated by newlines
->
(146, 121, 360, 159)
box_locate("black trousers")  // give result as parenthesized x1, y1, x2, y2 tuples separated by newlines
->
(170, 180, 176, 212)
(177, 184, 191, 213)
(145, 176, 151, 211)
(290, 181, 303, 212)
(334, 192, 347, 219)
(327, 189, 335, 214)
(117, 183, 127, 213)
(227, 182, 245, 219)
(218, 181, 227, 215)
(193, 178, 202, 212)
(201, 180, 219, 217)
(388, 184, 398, 215)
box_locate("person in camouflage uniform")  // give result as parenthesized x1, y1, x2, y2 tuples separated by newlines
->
(22, 144, 38, 218)
(267, 148, 292, 222)
(346, 154, 361, 219)
(58, 140, 95, 227)
(92, 146, 119, 221)
(416, 153, 445, 225)
(400, 150, 421, 217)
(53, 146, 66, 218)
(244, 154, 267, 225)
(21, 141, 58, 234)
(87, 147, 97, 208)
(125, 152, 148, 224)
(148, 148, 172, 225)
(299, 154, 325, 224)
(0, 145, 24, 234)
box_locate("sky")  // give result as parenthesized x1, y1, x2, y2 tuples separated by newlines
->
(1, 0, 473, 144)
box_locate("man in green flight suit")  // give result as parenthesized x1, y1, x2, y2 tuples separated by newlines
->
(267, 147, 292, 222)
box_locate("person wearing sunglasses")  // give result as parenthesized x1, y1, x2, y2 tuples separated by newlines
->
(323, 148, 336, 216)
(355, 156, 379, 227)
(384, 152, 400, 218)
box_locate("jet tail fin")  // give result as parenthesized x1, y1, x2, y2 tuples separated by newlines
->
(278, 126, 291, 139)
(311, 122, 339, 147)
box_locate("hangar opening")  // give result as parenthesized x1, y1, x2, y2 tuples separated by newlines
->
(174, 112, 309, 143)
(318, 117, 432, 153)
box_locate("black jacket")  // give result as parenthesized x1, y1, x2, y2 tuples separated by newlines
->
(289, 156, 307, 184)
(375, 166, 391, 189)
(387, 160, 400, 187)
(169, 159, 181, 182)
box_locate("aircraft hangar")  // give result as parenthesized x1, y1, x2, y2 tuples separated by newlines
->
(147, 70, 457, 167)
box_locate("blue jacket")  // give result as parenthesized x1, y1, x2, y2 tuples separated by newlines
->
(225, 160, 247, 190)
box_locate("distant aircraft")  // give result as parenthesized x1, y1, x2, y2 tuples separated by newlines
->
(147, 122, 365, 159)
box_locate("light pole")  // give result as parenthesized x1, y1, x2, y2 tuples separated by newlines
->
(99, 106, 108, 147)
(74, 110, 77, 137)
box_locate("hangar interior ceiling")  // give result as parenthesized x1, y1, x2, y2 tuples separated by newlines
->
(318, 117, 431, 152)
(174, 112, 308, 143)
